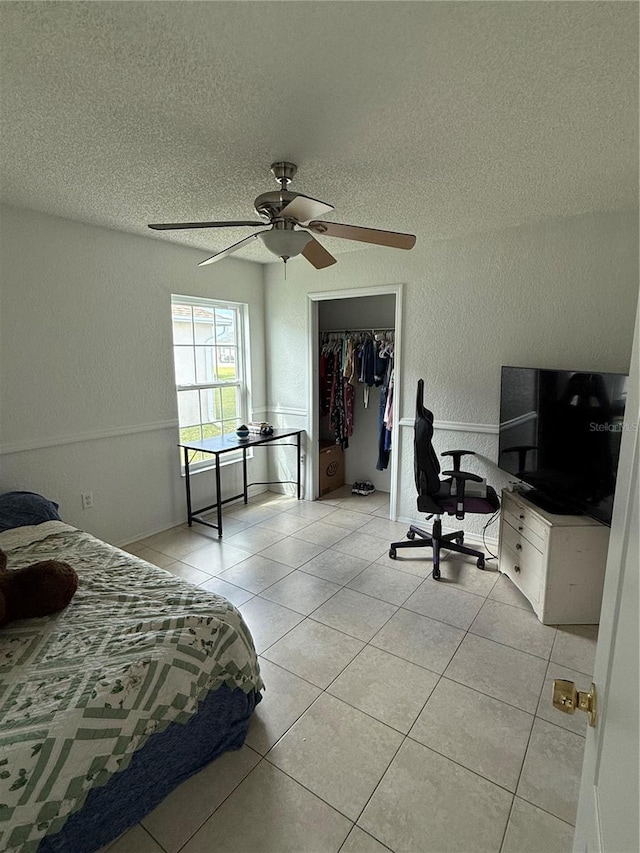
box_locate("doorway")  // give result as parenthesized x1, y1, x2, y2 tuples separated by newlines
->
(306, 284, 404, 519)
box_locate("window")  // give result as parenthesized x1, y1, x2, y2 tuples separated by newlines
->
(172, 295, 249, 466)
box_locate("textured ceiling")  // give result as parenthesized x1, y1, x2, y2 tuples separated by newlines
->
(0, 1, 638, 264)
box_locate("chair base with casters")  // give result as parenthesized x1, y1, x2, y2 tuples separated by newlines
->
(389, 516, 486, 581)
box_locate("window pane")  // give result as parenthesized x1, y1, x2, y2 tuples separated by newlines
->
(194, 305, 216, 344)
(216, 346, 237, 381)
(202, 421, 223, 440)
(181, 448, 205, 464)
(172, 304, 194, 344)
(200, 388, 222, 423)
(177, 390, 200, 427)
(221, 385, 240, 422)
(222, 418, 241, 435)
(179, 425, 203, 445)
(215, 308, 236, 346)
(195, 345, 218, 384)
(174, 345, 196, 385)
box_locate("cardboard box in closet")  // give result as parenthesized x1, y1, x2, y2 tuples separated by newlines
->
(319, 444, 345, 495)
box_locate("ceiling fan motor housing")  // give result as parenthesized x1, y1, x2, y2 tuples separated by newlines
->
(253, 190, 298, 221)
(254, 161, 300, 220)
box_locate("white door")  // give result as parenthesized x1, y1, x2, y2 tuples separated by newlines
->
(573, 304, 639, 853)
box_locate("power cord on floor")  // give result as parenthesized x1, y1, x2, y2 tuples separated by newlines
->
(481, 508, 501, 561)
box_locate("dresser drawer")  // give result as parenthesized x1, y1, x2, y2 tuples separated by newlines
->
(501, 518, 545, 576)
(502, 494, 548, 551)
(499, 540, 541, 611)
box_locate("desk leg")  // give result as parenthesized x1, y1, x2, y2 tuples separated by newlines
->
(297, 432, 301, 500)
(243, 446, 248, 504)
(215, 454, 223, 538)
(184, 447, 193, 526)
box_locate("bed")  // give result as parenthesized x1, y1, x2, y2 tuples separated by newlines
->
(0, 492, 264, 853)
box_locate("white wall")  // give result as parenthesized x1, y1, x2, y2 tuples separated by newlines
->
(264, 209, 639, 537)
(0, 205, 268, 545)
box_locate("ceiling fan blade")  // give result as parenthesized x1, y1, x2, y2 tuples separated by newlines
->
(301, 236, 337, 269)
(307, 221, 416, 250)
(198, 232, 266, 266)
(278, 193, 334, 224)
(148, 220, 265, 231)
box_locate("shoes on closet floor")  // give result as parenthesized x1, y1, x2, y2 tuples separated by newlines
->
(351, 481, 376, 496)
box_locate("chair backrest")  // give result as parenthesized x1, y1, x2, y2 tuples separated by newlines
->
(414, 379, 442, 496)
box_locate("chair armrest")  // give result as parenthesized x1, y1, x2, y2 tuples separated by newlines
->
(441, 450, 475, 471)
(442, 468, 482, 520)
(442, 469, 483, 483)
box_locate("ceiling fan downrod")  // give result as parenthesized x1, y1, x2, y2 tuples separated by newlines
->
(270, 161, 297, 189)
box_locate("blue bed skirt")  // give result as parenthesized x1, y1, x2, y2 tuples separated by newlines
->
(38, 685, 261, 853)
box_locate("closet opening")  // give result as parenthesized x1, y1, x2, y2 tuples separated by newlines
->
(307, 285, 403, 520)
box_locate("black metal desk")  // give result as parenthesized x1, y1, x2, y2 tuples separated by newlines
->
(178, 429, 303, 538)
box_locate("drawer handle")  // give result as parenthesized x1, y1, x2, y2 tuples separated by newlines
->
(518, 525, 523, 531)
(519, 514, 525, 520)
(515, 543, 522, 551)
(514, 565, 521, 573)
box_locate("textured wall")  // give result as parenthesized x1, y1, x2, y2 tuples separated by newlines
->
(0, 205, 267, 544)
(264, 209, 639, 536)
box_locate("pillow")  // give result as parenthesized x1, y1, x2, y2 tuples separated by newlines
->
(0, 491, 61, 533)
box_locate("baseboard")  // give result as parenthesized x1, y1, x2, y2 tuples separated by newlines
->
(116, 486, 270, 548)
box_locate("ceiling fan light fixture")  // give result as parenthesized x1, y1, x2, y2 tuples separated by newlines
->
(259, 228, 312, 261)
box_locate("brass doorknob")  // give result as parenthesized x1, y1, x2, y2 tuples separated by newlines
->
(552, 679, 597, 727)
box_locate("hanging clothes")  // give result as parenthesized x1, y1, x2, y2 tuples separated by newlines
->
(321, 329, 394, 454)
(376, 361, 394, 470)
(358, 337, 376, 407)
(319, 348, 331, 415)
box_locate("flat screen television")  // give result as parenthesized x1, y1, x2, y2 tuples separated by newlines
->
(498, 366, 628, 525)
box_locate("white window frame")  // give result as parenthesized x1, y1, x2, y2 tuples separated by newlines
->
(171, 294, 251, 473)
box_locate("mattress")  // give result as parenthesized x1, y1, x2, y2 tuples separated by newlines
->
(0, 519, 263, 853)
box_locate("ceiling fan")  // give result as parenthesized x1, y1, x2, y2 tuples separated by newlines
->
(148, 162, 416, 269)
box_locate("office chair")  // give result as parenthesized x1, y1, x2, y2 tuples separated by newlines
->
(389, 379, 500, 580)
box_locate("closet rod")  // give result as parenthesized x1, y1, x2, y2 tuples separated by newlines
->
(321, 327, 395, 334)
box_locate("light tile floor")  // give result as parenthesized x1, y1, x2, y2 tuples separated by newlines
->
(106, 486, 593, 853)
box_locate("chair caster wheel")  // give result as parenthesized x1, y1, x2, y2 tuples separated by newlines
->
(477, 558, 485, 570)
(389, 549, 397, 559)
(407, 531, 416, 540)
(432, 568, 441, 580)
(455, 535, 464, 545)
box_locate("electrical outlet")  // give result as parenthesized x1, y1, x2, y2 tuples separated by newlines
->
(81, 492, 94, 510)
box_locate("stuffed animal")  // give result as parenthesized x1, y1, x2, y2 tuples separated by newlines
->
(0, 548, 79, 628)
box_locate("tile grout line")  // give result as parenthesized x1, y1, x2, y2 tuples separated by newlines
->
(144, 741, 266, 853)
(139, 494, 584, 852)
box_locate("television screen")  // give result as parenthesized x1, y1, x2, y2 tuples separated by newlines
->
(498, 366, 628, 525)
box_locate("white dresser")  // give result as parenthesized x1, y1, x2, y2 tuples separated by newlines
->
(498, 489, 610, 626)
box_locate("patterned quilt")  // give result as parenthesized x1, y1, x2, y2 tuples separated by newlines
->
(0, 521, 264, 853)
